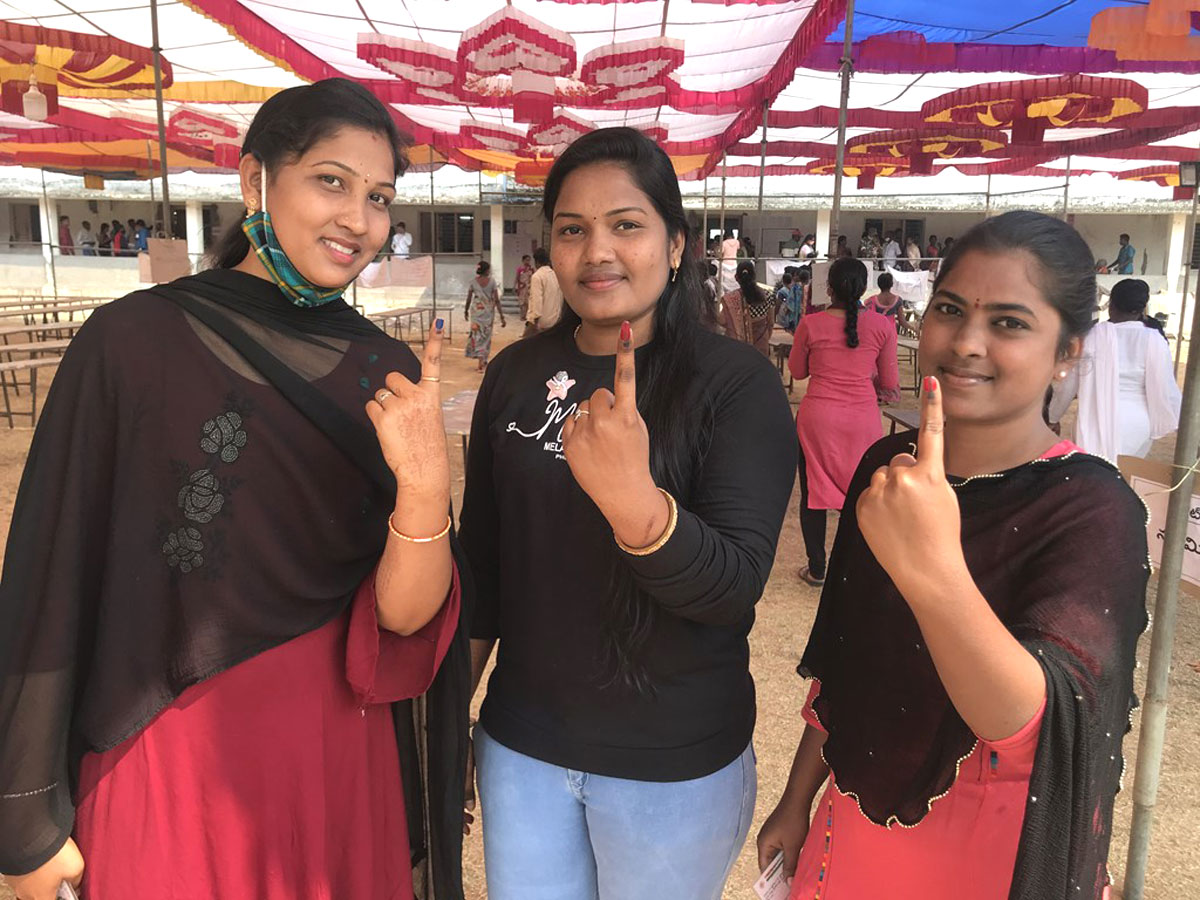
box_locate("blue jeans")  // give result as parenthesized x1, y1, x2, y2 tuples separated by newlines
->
(474, 725, 756, 900)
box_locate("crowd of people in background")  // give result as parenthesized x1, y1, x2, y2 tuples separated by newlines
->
(54, 215, 153, 256)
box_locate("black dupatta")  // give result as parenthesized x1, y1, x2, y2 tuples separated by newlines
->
(800, 432, 1148, 900)
(0, 269, 470, 898)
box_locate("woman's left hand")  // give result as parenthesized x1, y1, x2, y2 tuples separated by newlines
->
(366, 319, 451, 504)
(856, 376, 966, 598)
(561, 322, 666, 544)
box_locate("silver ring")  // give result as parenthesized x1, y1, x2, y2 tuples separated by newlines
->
(573, 408, 590, 421)
(375, 389, 394, 404)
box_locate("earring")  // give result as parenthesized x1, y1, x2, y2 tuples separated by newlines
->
(245, 200, 258, 215)
(1058, 370, 1067, 378)
(670, 264, 679, 283)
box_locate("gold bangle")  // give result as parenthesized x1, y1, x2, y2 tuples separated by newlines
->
(388, 513, 452, 544)
(615, 488, 678, 557)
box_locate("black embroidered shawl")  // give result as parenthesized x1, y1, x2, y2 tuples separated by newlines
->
(0, 269, 470, 898)
(799, 432, 1148, 900)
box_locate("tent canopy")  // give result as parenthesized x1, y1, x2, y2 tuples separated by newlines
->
(0, 0, 1194, 193)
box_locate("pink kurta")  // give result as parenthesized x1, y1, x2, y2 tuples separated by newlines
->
(790, 681, 1045, 900)
(790, 441, 1081, 900)
(789, 310, 900, 510)
(73, 568, 460, 900)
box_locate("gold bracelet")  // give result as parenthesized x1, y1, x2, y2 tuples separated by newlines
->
(388, 513, 452, 544)
(614, 488, 678, 557)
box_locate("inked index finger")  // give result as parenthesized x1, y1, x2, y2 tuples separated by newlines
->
(613, 319, 637, 413)
(420, 317, 445, 387)
(916, 375, 945, 477)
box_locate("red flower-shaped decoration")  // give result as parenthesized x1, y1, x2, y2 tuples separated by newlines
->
(524, 112, 594, 156)
(458, 7, 576, 77)
(357, 34, 459, 101)
(167, 107, 239, 146)
(460, 122, 528, 154)
(806, 156, 911, 189)
(847, 128, 1008, 160)
(922, 75, 1148, 136)
(581, 37, 684, 93)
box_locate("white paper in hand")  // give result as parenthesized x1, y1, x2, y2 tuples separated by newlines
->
(753, 851, 791, 900)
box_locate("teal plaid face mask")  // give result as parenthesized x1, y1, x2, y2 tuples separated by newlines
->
(242, 167, 345, 308)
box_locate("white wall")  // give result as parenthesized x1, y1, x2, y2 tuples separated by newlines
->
(1069, 214, 1171, 276)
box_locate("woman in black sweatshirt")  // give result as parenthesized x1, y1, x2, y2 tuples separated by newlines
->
(459, 127, 797, 900)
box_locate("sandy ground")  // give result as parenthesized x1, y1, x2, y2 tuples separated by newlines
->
(1, 322, 1197, 899)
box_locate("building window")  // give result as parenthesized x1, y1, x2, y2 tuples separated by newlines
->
(418, 211, 476, 254)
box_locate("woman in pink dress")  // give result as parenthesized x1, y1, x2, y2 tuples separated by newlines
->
(759, 212, 1147, 900)
(788, 257, 899, 586)
(0, 79, 469, 900)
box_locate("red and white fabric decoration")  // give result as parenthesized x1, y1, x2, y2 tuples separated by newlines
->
(511, 69, 557, 124)
(524, 112, 594, 155)
(357, 35, 458, 90)
(458, 7, 576, 77)
(581, 37, 684, 94)
(459, 122, 527, 154)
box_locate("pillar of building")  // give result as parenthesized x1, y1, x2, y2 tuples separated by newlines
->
(815, 208, 832, 259)
(490, 203, 505, 290)
(1166, 211, 1189, 295)
(185, 200, 204, 268)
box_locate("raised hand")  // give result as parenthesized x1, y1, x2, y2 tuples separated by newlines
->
(365, 318, 451, 505)
(856, 376, 965, 599)
(561, 321, 669, 549)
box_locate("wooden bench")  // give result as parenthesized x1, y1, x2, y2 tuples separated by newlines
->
(0, 357, 63, 426)
(0, 320, 85, 340)
(0, 339, 71, 399)
(0, 302, 104, 325)
(882, 406, 921, 434)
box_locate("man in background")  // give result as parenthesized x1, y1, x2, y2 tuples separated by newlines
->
(76, 220, 96, 256)
(524, 247, 562, 337)
(1114, 233, 1136, 275)
(391, 221, 413, 258)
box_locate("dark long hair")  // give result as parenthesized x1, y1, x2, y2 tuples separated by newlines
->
(828, 257, 868, 348)
(208, 78, 410, 271)
(934, 210, 1096, 355)
(542, 126, 709, 693)
(735, 260, 765, 305)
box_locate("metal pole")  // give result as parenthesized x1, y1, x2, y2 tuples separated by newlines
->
(1174, 187, 1199, 377)
(1062, 155, 1071, 220)
(702, 176, 709, 253)
(985, 173, 993, 219)
(39, 170, 58, 300)
(756, 101, 768, 267)
(149, 0, 172, 234)
(718, 152, 727, 239)
(147, 140, 156, 210)
(1124, 208, 1200, 897)
(828, 0, 856, 259)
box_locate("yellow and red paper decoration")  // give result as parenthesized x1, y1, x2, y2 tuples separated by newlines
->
(847, 128, 1008, 175)
(1119, 164, 1194, 199)
(921, 75, 1148, 145)
(806, 156, 910, 189)
(0, 20, 169, 119)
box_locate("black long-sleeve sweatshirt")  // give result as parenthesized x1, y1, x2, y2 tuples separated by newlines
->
(459, 325, 797, 781)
